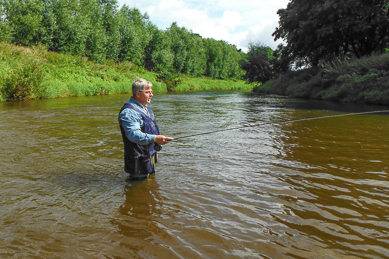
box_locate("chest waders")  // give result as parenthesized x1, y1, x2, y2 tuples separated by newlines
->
(119, 103, 160, 180)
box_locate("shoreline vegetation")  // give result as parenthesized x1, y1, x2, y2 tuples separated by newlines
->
(251, 0, 389, 106)
(0, 42, 252, 102)
(1, 42, 389, 105)
(1, 0, 389, 105)
(0, 0, 249, 102)
(254, 52, 389, 105)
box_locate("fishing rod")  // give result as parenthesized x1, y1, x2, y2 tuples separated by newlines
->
(174, 109, 389, 140)
(154, 109, 389, 151)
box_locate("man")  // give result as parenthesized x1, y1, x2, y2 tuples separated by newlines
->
(118, 78, 173, 180)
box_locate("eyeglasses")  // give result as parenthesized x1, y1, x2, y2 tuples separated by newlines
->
(140, 90, 153, 95)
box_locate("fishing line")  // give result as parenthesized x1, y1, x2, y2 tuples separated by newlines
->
(172, 109, 389, 141)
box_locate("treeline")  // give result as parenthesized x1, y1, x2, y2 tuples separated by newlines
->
(0, 0, 244, 80)
(243, 0, 389, 85)
(246, 0, 389, 104)
(0, 41, 251, 102)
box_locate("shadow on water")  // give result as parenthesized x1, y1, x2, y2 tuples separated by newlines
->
(109, 176, 183, 258)
(250, 92, 389, 114)
(50, 169, 127, 189)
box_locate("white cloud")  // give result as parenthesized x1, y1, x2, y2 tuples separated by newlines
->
(118, 0, 290, 52)
(219, 10, 241, 30)
(242, 21, 283, 48)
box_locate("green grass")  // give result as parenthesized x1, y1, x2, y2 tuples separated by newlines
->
(254, 52, 389, 104)
(175, 75, 249, 91)
(0, 42, 252, 101)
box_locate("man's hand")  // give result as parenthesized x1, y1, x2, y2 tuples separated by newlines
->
(154, 135, 174, 145)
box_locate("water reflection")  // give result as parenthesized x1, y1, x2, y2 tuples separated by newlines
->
(112, 177, 184, 258)
(118, 177, 162, 233)
(113, 177, 161, 256)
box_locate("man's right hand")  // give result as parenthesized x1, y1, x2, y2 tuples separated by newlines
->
(154, 135, 174, 145)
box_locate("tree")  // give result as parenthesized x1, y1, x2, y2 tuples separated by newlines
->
(241, 42, 274, 84)
(117, 6, 151, 65)
(164, 22, 207, 76)
(184, 33, 206, 76)
(143, 24, 160, 70)
(204, 38, 245, 79)
(0, 0, 246, 81)
(167, 22, 187, 73)
(99, 0, 121, 62)
(0, 2, 13, 42)
(39, 0, 57, 48)
(273, 0, 389, 67)
(82, 0, 107, 63)
(246, 42, 273, 60)
(150, 30, 174, 73)
(51, 0, 90, 56)
(2, 0, 45, 46)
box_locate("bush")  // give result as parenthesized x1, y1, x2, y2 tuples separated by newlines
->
(3, 61, 45, 100)
(255, 52, 389, 104)
(156, 70, 181, 92)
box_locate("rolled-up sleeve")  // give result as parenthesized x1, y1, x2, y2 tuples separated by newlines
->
(119, 108, 156, 145)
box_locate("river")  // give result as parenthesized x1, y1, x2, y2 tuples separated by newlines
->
(1, 91, 389, 259)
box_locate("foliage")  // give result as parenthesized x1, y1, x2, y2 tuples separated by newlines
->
(3, 59, 45, 100)
(156, 70, 181, 92)
(204, 38, 245, 79)
(242, 54, 272, 85)
(150, 30, 174, 73)
(117, 5, 152, 66)
(245, 42, 273, 60)
(1, 0, 45, 46)
(174, 76, 250, 92)
(254, 52, 389, 105)
(241, 42, 274, 84)
(0, 0, 245, 81)
(0, 42, 250, 101)
(273, 0, 389, 68)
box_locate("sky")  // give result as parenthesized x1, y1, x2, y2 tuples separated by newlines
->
(116, 0, 290, 53)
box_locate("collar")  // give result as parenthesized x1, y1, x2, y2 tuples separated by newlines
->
(129, 97, 147, 108)
(129, 97, 149, 115)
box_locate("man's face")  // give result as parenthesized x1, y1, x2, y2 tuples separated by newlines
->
(136, 86, 153, 106)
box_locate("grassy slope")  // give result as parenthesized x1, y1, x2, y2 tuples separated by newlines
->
(254, 52, 389, 105)
(0, 42, 252, 102)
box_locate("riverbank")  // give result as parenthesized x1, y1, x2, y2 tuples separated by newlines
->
(0, 42, 252, 102)
(254, 52, 389, 105)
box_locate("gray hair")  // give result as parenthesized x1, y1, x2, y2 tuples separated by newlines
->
(132, 78, 152, 97)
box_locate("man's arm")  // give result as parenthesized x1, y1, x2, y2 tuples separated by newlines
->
(119, 108, 156, 145)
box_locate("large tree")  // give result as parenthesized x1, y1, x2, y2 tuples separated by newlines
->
(204, 38, 244, 79)
(117, 6, 151, 65)
(241, 42, 274, 84)
(165, 23, 207, 76)
(273, 0, 389, 67)
(1, 0, 45, 46)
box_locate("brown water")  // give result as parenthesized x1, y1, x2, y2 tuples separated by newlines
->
(1, 91, 389, 259)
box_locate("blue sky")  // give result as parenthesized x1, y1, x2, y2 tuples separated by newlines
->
(116, 0, 290, 52)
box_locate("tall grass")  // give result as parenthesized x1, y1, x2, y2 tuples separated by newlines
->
(0, 42, 252, 101)
(254, 52, 389, 104)
(175, 76, 250, 91)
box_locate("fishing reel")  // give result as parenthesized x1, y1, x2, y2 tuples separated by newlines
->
(154, 143, 162, 151)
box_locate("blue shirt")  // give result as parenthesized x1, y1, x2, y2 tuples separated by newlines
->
(118, 97, 156, 145)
